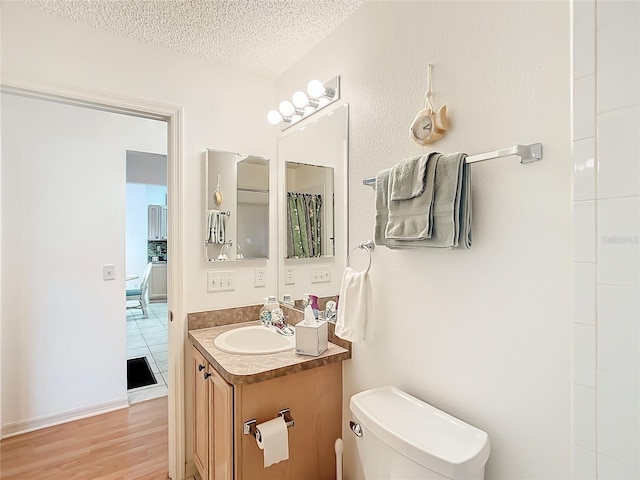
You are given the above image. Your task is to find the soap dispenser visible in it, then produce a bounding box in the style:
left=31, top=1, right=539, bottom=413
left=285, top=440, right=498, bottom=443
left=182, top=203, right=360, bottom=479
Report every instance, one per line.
left=282, top=294, right=295, bottom=307
left=260, top=295, right=278, bottom=327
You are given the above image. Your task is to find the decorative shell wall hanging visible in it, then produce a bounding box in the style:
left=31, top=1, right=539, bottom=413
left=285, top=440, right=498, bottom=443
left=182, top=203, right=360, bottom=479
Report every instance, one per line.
left=410, top=64, right=449, bottom=145
left=214, top=174, right=223, bottom=205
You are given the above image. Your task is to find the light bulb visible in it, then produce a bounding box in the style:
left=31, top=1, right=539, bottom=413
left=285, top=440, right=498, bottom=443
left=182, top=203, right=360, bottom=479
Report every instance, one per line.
left=292, top=91, right=309, bottom=109
left=307, top=79, right=326, bottom=99
left=279, top=100, right=295, bottom=116
left=267, top=110, right=282, bottom=125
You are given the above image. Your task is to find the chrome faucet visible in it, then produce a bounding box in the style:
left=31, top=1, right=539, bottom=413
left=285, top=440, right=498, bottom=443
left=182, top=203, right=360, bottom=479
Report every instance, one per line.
left=322, top=300, right=337, bottom=322
left=271, top=308, right=294, bottom=336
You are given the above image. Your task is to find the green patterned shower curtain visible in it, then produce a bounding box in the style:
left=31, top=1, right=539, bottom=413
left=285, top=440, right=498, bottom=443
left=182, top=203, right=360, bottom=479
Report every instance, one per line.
left=287, top=192, right=323, bottom=258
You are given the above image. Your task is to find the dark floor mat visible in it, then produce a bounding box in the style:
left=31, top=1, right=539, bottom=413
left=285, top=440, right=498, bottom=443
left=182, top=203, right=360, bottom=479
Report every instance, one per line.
left=127, top=357, right=157, bottom=390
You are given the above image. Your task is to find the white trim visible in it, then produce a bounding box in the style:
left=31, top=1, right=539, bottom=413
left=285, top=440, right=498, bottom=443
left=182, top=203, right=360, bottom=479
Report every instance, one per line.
left=1, top=80, right=169, bottom=120
left=0, top=80, right=186, bottom=480
left=166, top=92, right=186, bottom=480
left=1, top=398, right=129, bottom=439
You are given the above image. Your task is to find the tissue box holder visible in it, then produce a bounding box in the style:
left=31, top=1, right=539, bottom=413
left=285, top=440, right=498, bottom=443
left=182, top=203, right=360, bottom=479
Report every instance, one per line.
left=295, top=320, right=328, bottom=356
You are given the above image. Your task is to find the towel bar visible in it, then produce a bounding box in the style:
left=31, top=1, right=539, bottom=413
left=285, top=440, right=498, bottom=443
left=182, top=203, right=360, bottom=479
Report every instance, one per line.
left=362, top=143, right=543, bottom=187
left=243, top=408, right=295, bottom=442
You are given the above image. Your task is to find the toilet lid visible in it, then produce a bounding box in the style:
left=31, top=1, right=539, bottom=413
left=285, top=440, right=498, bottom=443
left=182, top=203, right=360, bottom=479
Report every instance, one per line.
left=350, top=386, right=490, bottom=479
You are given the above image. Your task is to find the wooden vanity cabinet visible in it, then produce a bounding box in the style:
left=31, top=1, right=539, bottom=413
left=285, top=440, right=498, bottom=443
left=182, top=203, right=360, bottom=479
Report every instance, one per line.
left=192, top=346, right=233, bottom=480
left=211, top=369, right=233, bottom=480
left=193, top=346, right=211, bottom=479
left=235, top=362, right=342, bottom=480
left=192, top=344, right=342, bottom=480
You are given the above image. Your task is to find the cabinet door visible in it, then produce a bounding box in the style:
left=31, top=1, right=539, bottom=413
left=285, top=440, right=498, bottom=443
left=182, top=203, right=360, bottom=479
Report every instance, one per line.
left=238, top=363, right=342, bottom=480
left=160, top=205, right=168, bottom=239
left=209, top=368, right=233, bottom=480
left=149, top=263, right=167, bottom=299
left=192, top=346, right=210, bottom=480
left=148, top=205, right=160, bottom=240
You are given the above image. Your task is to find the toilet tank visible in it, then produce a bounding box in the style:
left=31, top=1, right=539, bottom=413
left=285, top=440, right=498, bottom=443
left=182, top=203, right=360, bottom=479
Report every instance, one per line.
left=349, top=386, right=490, bottom=480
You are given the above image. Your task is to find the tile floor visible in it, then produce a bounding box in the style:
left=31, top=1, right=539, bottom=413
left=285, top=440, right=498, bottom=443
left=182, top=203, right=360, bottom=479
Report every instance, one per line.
left=126, top=301, right=169, bottom=404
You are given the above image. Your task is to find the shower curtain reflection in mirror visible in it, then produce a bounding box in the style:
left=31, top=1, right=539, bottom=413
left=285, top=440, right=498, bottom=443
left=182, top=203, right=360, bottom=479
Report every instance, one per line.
left=287, top=192, right=323, bottom=258
left=284, top=161, right=334, bottom=259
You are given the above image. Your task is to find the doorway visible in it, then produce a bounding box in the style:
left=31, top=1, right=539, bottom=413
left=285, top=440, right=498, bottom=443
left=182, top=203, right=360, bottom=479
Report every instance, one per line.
left=125, top=151, right=170, bottom=403
left=0, top=83, right=184, bottom=480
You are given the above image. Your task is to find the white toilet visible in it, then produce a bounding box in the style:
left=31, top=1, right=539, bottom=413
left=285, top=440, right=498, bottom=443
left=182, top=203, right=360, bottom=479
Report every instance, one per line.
left=349, top=386, right=491, bottom=480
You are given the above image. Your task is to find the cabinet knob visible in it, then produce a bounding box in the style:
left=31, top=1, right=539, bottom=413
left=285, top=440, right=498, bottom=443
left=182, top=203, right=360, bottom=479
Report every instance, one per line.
left=204, top=372, right=212, bottom=379
left=198, top=364, right=206, bottom=372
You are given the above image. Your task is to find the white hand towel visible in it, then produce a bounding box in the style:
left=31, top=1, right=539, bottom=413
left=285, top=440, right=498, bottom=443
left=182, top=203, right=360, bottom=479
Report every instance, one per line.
left=335, top=267, right=373, bottom=342
left=216, top=212, right=225, bottom=244
left=206, top=210, right=215, bottom=243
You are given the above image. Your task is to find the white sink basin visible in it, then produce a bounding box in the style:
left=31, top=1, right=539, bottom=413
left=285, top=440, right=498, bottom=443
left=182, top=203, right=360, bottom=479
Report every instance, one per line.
left=213, top=325, right=295, bottom=355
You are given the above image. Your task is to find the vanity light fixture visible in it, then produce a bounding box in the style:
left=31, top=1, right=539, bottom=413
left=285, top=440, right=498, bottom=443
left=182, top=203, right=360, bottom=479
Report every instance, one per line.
left=267, top=76, right=340, bottom=130
left=307, top=79, right=336, bottom=99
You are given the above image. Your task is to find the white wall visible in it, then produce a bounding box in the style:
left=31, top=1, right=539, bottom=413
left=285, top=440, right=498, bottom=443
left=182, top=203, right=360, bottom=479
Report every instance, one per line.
left=0, top=2, right=277, bottom=315
left=126, top=150, right=167, bottom=186
left=0, top=93, right=166, bottom=431
left=571, top=1, right=640, bottom=477
left=277, top=2, right=571, bottom=478
left=0, top=0, right=276, bottom=464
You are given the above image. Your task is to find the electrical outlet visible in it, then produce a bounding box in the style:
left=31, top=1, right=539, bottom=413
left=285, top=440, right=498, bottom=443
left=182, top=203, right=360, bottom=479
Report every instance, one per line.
left=284, top=268, right=295, bottom=285
left=254, top=268, right=266, bottom=288
left=311, top=265, right=331, bottom=283
left=207, top=270, right=235, bottom=292
left=103, top=264, right=115, bottom=281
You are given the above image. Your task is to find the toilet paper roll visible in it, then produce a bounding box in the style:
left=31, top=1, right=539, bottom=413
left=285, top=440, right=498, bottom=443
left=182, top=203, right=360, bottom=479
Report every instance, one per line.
left=256, top=416, right=289, bottom=468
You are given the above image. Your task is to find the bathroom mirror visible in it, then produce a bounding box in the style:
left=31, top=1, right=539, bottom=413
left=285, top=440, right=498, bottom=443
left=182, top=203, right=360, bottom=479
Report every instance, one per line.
left=277, top=104, right=348, bottom=304
left=205, top=149, right=269, bottom=262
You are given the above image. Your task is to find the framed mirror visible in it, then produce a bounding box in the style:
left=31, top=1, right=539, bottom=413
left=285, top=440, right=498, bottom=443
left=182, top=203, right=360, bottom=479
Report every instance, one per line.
left=277, top=104, right=348, bottom=304
left=205, top=149, right=269, bottom=262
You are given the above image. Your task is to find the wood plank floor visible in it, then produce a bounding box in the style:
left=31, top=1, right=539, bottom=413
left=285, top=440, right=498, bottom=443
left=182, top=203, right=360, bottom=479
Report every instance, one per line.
left=0, top=397, right=168, bottom=480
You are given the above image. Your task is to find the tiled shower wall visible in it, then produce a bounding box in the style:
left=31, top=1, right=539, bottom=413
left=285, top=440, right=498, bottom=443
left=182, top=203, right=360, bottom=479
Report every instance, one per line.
left=572, top=1, right=639, bottom=478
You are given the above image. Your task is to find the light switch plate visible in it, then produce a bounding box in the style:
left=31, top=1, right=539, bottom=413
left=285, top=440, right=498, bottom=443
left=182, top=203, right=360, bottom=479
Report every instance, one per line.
left=103, top=264, right=115, bottom=281
left=207, top=270, right=235, bottom=292
left=311, top=265, right=331, bottom=283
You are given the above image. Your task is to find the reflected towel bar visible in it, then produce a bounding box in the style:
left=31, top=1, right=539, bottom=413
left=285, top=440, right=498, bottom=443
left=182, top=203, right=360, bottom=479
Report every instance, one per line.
left=243, top=408, right=295, bottom=442
left=206, top=208, right=231, bottom=215
left=362, top=143, right=542, bottom=187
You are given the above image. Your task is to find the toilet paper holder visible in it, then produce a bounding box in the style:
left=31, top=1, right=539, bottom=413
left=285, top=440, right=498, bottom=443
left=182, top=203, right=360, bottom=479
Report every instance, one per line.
left=243, top=408, right=295, bottom=442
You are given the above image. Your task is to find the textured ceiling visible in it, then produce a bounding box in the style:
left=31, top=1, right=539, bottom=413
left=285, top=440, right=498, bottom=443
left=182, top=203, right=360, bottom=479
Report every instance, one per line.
left=22, top=0, right=365, bottom=78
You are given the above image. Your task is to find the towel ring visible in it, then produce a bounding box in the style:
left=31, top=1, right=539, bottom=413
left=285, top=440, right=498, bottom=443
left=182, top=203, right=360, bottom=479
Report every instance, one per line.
left=347, top=240, right=375, bottom=274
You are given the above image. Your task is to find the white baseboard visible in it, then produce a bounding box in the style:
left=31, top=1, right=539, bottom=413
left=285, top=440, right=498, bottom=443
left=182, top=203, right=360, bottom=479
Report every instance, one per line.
left=1, top=397, right=129, bottom=439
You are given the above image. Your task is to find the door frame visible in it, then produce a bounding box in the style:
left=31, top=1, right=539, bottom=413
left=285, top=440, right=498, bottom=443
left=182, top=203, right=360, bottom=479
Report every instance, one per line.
left=0, top=80, right=186, bottom=480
